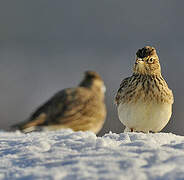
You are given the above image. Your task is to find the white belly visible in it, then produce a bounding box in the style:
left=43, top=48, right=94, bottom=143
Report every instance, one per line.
left=118, top=101, right=172, bottom=132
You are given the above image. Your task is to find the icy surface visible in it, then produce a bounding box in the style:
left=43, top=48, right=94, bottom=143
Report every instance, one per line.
left=0, top=130, right=184, bottom=180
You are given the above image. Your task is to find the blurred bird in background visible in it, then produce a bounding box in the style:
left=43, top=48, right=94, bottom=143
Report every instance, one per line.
left=11, top=71, right=106, bottom=135
left=115, top=46, right=174, bottom=133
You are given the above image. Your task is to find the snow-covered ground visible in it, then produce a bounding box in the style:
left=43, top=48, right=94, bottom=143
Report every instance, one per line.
left=0, top=130, right=184, bottom=180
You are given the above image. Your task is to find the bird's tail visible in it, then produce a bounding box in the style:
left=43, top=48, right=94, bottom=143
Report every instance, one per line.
left=10, top=122, right=44, bottom=133
left=9, top=113, right=47, bottom=133
left=9, top=120, right=29, bottom=132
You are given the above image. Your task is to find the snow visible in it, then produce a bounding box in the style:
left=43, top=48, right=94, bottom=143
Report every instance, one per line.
left=0, top=130, right=184, bottom=180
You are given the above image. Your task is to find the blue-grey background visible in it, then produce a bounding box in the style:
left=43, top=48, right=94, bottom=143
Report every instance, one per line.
left=0, top=1, right=183, bottom=135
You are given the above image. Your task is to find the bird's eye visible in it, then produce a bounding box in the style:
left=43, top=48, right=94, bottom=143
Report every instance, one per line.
left=147, top=58, right=154, bottom=64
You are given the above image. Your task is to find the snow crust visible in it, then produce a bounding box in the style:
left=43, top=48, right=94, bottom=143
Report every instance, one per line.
left=0, top=130, right=184, bottom=180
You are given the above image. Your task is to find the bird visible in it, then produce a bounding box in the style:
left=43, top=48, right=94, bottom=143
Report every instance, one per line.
left=115, top=46, right=174, bottom=133
left=11, top=71, right=106, bottom=134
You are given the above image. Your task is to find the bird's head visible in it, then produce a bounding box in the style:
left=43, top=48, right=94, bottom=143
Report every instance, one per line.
left=79, top=71, right=106, bottom=94
left=133, top=46, right=161, bottom=76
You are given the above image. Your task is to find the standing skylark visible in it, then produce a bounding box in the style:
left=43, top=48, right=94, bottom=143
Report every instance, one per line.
left=12, top=71, right=106, bottom=134
left=115, top=46, right=174, bottom=133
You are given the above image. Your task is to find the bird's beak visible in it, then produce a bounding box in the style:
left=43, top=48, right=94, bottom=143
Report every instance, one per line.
left=135, top=58, right=144, bottom=64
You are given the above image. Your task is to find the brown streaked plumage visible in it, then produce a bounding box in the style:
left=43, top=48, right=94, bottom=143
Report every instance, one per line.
left=12, top=71, right=106, bottom=134
left=115, top=46, right=174, bottom=133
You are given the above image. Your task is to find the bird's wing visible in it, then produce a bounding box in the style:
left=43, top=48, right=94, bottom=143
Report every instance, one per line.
left=46, top=87, right=94, bottom=124
left=13, top=87, right=95, bottom=130
left=115, top=77, right=131, bottom=105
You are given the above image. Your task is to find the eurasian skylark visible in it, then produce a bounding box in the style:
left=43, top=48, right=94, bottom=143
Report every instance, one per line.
left=115, top=46, right=174, bottom=133
left=12, top=71, right=106, bottom=134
